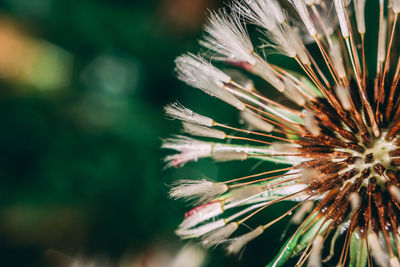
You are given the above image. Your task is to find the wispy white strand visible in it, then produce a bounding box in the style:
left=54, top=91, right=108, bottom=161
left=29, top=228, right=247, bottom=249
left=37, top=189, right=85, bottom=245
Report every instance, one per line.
left=179, top=202, right=224, bottom=230
left=334, top=86, right=352, bottom=111
left=201, top=222, right=239, bottom=248
left=162, top=136, right=213, bottom=168
left=334, top=0, right=350, bottom=38
left=226, top=226, right=264, bottom=254
left=290, top=0, right=317, bottom=36
left=212, top=151, right=248, bottom=162
left=367, top=232, right=389, bottom=267
left=283, top=78, right=306, bottom=106
left=291, top=201, right=314, bottom=224
left=165, top=102, right=214, bottom=127
left=176, top=219, right=226, bottom=238
left=240, top=110, right=274, bottom=132
left=175, top=54, right=246, bottom=111
left=233, top=0, right=296, bottom=58
left=349, top=192, right=361, bottom=211
left=329, top=39, right=347, bottom=79
left=308, top=235, right=323, bottom=267
left=169, top=179, right=228, bottom=204
left=201, top=10, right=256, bottom=64
left=303, top=110, right=321, bottom=136
left=390, top=257, right=400, bottom=267
left=378, top=19, right=388, bottom=63
left=393, top=0, right=400, bottom=13
left=182, top=122, right=227, bottom=139
left=354, top=0, right=366, bottom=34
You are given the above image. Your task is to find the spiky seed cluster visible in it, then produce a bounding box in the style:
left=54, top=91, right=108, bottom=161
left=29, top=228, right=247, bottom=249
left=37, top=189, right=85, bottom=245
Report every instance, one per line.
left=163, top=0, right=400, bottom=266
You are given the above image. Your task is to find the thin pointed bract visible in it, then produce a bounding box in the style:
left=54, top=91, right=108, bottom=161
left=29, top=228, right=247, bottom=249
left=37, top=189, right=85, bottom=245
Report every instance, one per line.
left=164, top=0, right=400, bottom=266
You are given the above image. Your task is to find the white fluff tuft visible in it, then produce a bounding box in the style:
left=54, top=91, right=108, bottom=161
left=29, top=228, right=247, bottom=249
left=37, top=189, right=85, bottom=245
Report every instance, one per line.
left=179, top=202, right=224, bottom=230
left=170, top=179, right=228, bottom=204
left=354, top=0, right=366, bottom=34
left=291, top=201, right=314, bottom=224
left=228, top=185, right=264, bottom=204
left=201, top=10, right=255, bottom=64
left=330, top=39, right=347, bottom=79
left=303, top=110, right=321, bottom=136
left=240, top=110, right=274, bottom=132
left=367, top=232, right=389, bottom=267
left=165, top=102, right=214, bottom=127
left=334, top=0, right=349, bottom=38
left=349, top=192, right=361, bottom=211
left=283, top=78, right=306, bottom=106
left=233, top=0, right=295, bottom=58
left=290, top=0, right=317, bottom=36
left=201, top=222, right=239, bottom=248
left=182, top=122, right=226, bottom=139
left=335, top=86, right=352, bottom=111
left=300, top=167, right=321, bottom=184
left=378, top=19, right=388, bottom=63
left=389, top=185, right=400, bottom=203
left=175, top=53, right=230, bottom=85
left=271, top=143, right=299, bottom=153
left=176, top=219, right=226, bottom=238
left=308, top=235, right=324, bottom=267
left=226, top=226, right=264, bottom=254
left=162, top=136, right=213, bottom=168
left=393, top=0, right=400, bottom=13
left=390, top=257, right=400, bottom=267
left=212, top=151, right=248, bottom=162
left=251, top=55, right=286, bottom=92
left=175, top=54, right=246, bottom=111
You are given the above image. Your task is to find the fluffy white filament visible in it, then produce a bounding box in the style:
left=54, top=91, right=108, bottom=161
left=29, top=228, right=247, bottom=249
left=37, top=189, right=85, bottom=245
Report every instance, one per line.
left=176, top=219, right=226, bottom=238
left=179, top=202, right=224, bottom=230
left=240, top=110, right=274, bottom=132
left=182, top=122, right=226, bottom=139
left=349, top=192, right=361, bottom=211
left=162, top=136, right=213, bottom=167
left=234, top=0, right=296, bottom=58
left=290, top=0, right=317, bottom=36
left=283, top=78, right=306, bottom=106
left=175, top=54, right=246, bottom=111
left=334, top=0, right=350, bottom=38
left=303, top=110, right=321, bottom=136
left=378, top=19, right=388, bottom=63
left=228, top=185, right=264, bottom=203
left=335, top=86, right=352, bottom=111
left=212, top=151, right=248, bottom=162
left=170, top=179, right=228, bottom=204
left=393, top=0, right=400, bottom=13
left=390, top=257, right=400, bottom=267
left=389, top=185, right=400, bottom=202
left=165, top=102, right=214, bottom=127
left=291, top=201, right=314, bottom=224
left=271, top=143, right=298, bottom=153
left=367, top=232, right=389, bottom=267
left=308, top=235, right=323, bottom=267
left=329, top=39, right=347, bottom=79
left=226, top=226, right=264, bottom=254
left=175, top=54, right=230, bottom=85
left=354, top=0, right=366, bottom=34
left=202, top=10, right=256, bottom=64
left=300, top=167, right=321, bottom=184
left=201, top=222, right=239, bottom=248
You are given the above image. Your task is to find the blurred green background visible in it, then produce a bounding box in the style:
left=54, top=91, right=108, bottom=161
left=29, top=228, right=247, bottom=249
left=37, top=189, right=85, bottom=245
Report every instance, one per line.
left=0, top=0, right=284, bottom=266
left=0, top=0, right=381, bottom=266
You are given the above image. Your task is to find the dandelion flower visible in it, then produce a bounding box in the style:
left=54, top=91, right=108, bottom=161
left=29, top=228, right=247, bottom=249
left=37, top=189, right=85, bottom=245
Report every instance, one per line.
left=164, top=0, right=400, bottom=266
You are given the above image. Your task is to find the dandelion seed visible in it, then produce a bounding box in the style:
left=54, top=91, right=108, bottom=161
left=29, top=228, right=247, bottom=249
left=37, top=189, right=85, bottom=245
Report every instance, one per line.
left=164, top=0, right=400, bottom=266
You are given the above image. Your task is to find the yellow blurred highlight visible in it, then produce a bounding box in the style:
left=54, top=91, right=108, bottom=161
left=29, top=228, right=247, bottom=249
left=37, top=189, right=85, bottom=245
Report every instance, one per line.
left=0, top=16, right=72, bottom=90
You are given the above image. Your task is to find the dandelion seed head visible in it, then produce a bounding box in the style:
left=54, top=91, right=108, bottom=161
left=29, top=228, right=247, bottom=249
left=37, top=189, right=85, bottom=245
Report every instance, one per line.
left=164, top=0, right=400, bottom=266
